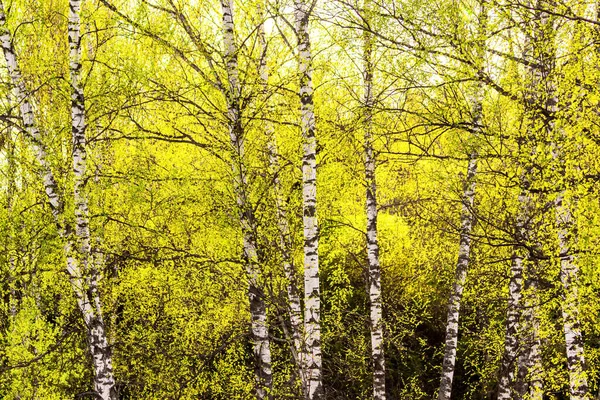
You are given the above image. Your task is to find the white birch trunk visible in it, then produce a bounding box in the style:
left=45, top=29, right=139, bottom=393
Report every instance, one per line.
left=437, top=4, right=485, bottom=399
left=68, top=2, right=117, bottom=398
left=552, top=128, right=589, bottom=400
left=498, top=179, right=530, bottom=400
left=528, top=275, right=544, bottom=398
left=0, top=1, right=62, bottom=221
left=220, top=1, right=273, bottom=398
left=499, top=9, right=543, bottom=397
left=535, top=3, right=589, bottom=396
left=437, top=152, right=477, bottom=400
left=294, top=1, right=323, bottom=398
left=513, top=279, right=542, bottom=399
left=257, top=6, right=304, bottom=385
left=528, top=325, right=544, bottom=400
left=0, top=2, right=117, bottom=398
left=499, top=157, right=546, bottom=399
left=496, top=19, right=539, bottom=399
left=362, top=22, right=386, bottom=400
left=6, top=123, right=17, bottom=319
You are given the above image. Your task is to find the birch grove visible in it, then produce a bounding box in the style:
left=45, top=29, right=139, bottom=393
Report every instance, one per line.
left=3, top=0, right=600, bottom=398
left=0, top=0, right=117, bottom=398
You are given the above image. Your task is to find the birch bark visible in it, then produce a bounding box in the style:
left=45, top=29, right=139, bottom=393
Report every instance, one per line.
left=551, top=87, right=589, bottom=400
left=437, top=3, right=486, bottom=399
left=437, top=152, right=478, bottom=400
left=498, top=11, right=542, bottom=397
left=513, top=278, right=541, bottom=398
left=528, top=309, right=544, bottom=400
left=362, top=18, right=386, bottom=400
left=294, top=1, right=323, bottom=398
left=220, top=1, right=273, bottom=398
left=257, top=6, right=304, bottom=386
left=498, top=115, right=534, bottom=398
left=550, top=65, right=589, bottom=400
left=6, top=120, right=17, bottom=319
left=68, top=2, right=117, bottom=398
left=536, top=4, right=588, bottom=397
left=0, top=2, right=62, bottom=220
left=497, top=247, right=526, bottom=400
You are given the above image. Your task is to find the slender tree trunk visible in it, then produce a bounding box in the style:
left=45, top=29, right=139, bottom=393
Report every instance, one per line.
left=220, top=1, right=273, bottom=398
left=6, top=121, right=17, bottom=319
left=535, top=3, right=589, bottom=397
left=68, top=2, right=117, bottom=398
left=0, top=3, right=63, bottom=221
left=514, top=279, right=542, bottom=398
left=553, top=142, right=588, bottom=400
left=362, top=18, right=386, bottom=400
left=516, top=299, right=531, bottom=398
left=498, top=188, right=531, bottom=400
left=294, top=1, right=323, bottom=398
left=0, top=2, right=117, bottom=399
left=257, top=6, right=304, bottom=387
left=497, top=34, right=525, bottom=400
left=498, top=7, right=548, bottom=397
left=437, top=4, right=486, bottom=399
left=528, top=332, right=544, bottom=400
left=499, top=172, right=546, bottom=399
left=438, top=153, right=477, bottom=400
left=523, top=281, right=543, bottom=400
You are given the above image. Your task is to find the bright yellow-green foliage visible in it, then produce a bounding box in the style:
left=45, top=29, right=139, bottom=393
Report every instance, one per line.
left=2, top=0, right=600, bottom=399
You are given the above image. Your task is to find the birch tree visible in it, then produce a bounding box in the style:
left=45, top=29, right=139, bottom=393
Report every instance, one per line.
left=497, top=189, right=530, bottom=400
left=497, top=34, right=540, bottom=400
left=437, top=3, right=486, bottom=399
left=496, top=8, right=547, bottom=397
left=539, top=6, right=590, bottom=398
left=96, top=1, right=275, bottom=396
left=67, top=1, right=117, bottom=398
left=257, top=3, right=304, bottom=387
left=294, top=0, right=322, bottom=398
left=361, top=7, right=386, bottom=399
left=221, top=1, right=273, bottom=397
